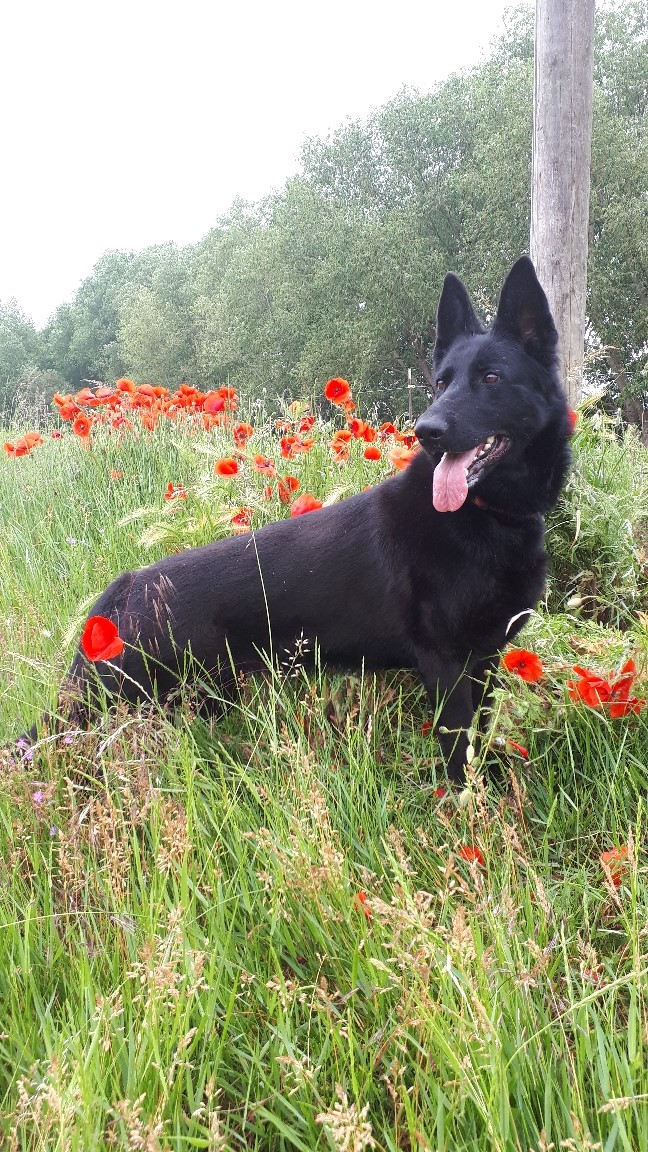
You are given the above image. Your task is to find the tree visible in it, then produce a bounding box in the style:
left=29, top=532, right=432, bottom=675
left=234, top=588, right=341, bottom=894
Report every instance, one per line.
left=0, top=300, right=42, bottom=410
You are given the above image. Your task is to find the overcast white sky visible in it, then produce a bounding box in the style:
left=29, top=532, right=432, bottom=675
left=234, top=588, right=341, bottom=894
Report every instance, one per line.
left=1, top=0, right=516, bottom=328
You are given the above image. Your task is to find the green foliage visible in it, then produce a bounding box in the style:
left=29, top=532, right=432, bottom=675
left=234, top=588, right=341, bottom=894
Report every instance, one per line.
left=0, top=300, right=42, bottom=412
left=546, top=415, right=648, bottom=622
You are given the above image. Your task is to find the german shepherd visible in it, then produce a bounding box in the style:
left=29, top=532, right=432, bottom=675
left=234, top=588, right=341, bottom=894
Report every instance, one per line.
left=34, top=256, right=571, bottom=782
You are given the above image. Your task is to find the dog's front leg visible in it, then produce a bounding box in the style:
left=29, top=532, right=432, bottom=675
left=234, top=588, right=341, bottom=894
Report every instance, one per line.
left=414, top=652, right=476, bottom=784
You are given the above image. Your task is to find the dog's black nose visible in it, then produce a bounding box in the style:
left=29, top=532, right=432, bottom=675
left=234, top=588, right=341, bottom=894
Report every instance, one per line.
left=415, top=417, right=447, bottom=449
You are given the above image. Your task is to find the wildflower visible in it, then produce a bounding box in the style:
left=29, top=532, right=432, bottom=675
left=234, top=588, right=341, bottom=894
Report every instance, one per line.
left=252, top=454, right=277, bottom=476
left=80, top=615, right=125, bottom=662
left=331, top=428, right=352, bottom=462
left=387, top=444, right=419, bottom=470
left=567, top=659, right=645, bottom=716
left=421, top=720, right=433, bottom=736
left=115, top=377, right=137, bottom=393
left=214, top=457, right=239, bottom=477
left=164, top=482, right=187, bottom=500
left=458, top=844, right=484, bottom=866
left=290, top=493, right=323, bottom=517
left=72, top=414, right=93, bottom=439
left=111, top=415, right=132, bottom=431
left=202, top=391, right=226, bottom=414
left=600, top=846, right=628, bottom=888
left=32, top=790, right=45, bottom=805
left=324, top=377, right=352, bottom=405
left=347, top=418, right=371, bottom=440
left=434, top=786, right=447, bottom=799
left=507, top=738, right=529, bottom=759
left=502, top=648, right=544, bottom=682
left=110, top=470, right=124, bottom=480
left=216, top=385, right=238, bottom=404
left=231, top=507, right=254, bottom=534
left=297, top=414, right=316, bottom=433
left=363, top=445, right=382, bottom=461
left=567, top=408, right=578, bottom=434
left=277, top=475, right=300, bottom=504
left=355, top=891, right=371, bottom=920
left=379, top=422, right=397, bottom=438
left=51, top=429, right=64, bottom=439
left=280, top=434, right=314, bottom=458
left=233, top=422, right=254, bottom=447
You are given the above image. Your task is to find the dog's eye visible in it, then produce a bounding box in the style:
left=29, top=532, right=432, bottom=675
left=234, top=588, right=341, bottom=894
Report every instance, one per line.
left=435, top=378, right=446, bottom=392
left=484, top=372, right=500, bottom=384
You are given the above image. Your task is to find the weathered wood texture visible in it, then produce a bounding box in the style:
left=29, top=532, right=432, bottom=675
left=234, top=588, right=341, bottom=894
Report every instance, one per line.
left=530, top=0, right=595, bottom=405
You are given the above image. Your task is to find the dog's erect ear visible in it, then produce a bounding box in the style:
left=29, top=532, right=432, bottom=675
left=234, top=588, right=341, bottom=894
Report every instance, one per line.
left=493, top=256, right=558, bottom=369
left=434, top=273, right=484, bottom=365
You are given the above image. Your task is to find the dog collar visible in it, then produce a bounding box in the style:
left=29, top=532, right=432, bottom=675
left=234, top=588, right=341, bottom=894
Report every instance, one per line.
left=470, top=494, right=541, bottom=521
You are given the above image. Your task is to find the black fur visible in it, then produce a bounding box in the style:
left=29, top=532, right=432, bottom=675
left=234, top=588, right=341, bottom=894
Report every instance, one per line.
left=36, top=257, right=571, bottom=782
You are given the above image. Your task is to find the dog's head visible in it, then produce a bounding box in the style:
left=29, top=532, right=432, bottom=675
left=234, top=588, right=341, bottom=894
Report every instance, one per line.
left=415, top=256, right=570, bottom=513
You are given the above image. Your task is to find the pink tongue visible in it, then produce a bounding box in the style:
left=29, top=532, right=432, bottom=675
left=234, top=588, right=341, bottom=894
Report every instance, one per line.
left=433, top=447, right=480, bottom=512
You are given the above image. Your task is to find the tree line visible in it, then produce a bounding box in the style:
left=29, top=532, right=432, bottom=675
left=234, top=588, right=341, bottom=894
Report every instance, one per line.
left=1, top=1, right=646, bottom=423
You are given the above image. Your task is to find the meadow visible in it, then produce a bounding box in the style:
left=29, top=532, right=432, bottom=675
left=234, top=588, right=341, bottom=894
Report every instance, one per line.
left=1, top=378, right=647, bottom=1151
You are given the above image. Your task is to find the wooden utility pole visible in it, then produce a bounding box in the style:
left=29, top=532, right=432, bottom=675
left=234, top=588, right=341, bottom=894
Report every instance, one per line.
left=530, top=0, right=595, bottom=405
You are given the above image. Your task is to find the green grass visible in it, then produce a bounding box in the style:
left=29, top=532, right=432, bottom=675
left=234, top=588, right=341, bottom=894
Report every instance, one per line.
left=1, top=399, right=648, bottom=1150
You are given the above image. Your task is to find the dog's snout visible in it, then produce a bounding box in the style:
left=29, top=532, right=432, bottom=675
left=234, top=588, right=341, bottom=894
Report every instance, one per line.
left=415, top=416, right=448, bottom=449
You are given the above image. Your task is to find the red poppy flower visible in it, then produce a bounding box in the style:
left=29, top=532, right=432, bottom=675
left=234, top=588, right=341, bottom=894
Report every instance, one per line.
left=458, top=845, right=485, bottom=866
left=567, top=665, right=610, bottom=706
left=567, top=408, right=578, bottom=435
left=324, top=377, right=352, bottom=405
left=72, top=414, right=93, bottom=439
left=112, top=415, right=132, bottom=431
left=363, top=445, right=382, bottom=461
left=252, top=454, right=277, bottom=476
left=51, top=429, right=64, bottom=439
left=115, top=377, right=137, bottom=393
left=387, top=445, right=419, bottom=471
left=379, top=422, right=397, bottom=438
left=277, top=475, right=300, bottom=504
left=233, top=422, right=254, bottom=447
left=58, top=401, right=82, bottom=421
left=74, top=386, right=96, bottom=404
left=347, top=418, right=369, bottom=439
left=501, top=648, right=544, bottom=682
left=231, top=507, right=254, bottom=534
left=290, top=493, right=323, bottom=517
left=600, top=845, right=628, bottom=888
left=507, top=739, right=529, bottom=759
left=354, top=891, right=371, bottom=920
left=297, top=415, right=316, bottom=433
left=214, top=457, right=239, bottom=476
left=164, top=482, right=187, bottom=500
left=567, top=659, right=645, bottom=715
left=81, top=615, right=125, bottom=662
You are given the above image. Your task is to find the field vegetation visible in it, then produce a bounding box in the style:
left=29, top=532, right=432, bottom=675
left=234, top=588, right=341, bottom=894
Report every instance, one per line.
left=1, top=380, right=647, bottom=1150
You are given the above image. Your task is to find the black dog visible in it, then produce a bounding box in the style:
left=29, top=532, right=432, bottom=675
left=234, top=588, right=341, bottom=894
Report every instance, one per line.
left=40, top=256, right=571, bottom=782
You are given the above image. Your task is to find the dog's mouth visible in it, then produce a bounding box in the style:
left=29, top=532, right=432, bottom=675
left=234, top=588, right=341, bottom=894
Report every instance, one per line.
left=433, top=434, right=511, bottom=512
